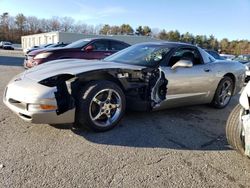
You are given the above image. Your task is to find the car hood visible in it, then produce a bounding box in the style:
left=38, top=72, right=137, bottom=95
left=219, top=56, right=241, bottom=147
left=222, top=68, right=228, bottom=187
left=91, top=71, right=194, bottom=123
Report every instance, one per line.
left=22, top=59, right=146, bottom=82
left=29, top=47, right=66, bottom=56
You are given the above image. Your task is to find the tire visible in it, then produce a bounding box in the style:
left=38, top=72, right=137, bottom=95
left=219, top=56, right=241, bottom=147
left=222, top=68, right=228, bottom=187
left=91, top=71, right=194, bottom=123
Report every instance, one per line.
left=226, top=104, right=245, bottom=155
left=211, top=76, right=234, bottom=109
left=75, top=80, right=126, bottom=132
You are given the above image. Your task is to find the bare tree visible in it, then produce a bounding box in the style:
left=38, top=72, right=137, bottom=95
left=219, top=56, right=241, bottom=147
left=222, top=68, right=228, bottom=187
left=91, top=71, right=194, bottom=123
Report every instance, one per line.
left=49, top=17, right=61, bottom=31
left=72, top=21, right=88, bottom=33
left=60, top=17, right=74, bottom=32
left=0, top=12, right=10, bottom=40
left=15, top=13, right=26, bottom=35
left=26, top=16, right=40, bottom=34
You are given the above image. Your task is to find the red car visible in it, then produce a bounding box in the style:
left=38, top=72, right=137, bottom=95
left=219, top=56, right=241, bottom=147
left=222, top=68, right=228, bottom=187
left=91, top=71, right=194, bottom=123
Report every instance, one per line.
left=24, top=38, right=130, bottom=68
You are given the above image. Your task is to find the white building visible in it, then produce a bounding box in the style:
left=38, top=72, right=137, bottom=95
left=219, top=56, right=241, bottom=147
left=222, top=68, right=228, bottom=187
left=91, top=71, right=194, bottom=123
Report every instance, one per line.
left=21, top=31, right=162, bottom=50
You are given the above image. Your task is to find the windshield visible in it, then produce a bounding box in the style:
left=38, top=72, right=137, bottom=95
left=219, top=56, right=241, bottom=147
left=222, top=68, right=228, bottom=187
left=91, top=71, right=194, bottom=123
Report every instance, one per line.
left=47, top=43, right=66, bottom=48
left=65, top=39, right=91, bottom=48
left=104, top=44, right=171, bottom=67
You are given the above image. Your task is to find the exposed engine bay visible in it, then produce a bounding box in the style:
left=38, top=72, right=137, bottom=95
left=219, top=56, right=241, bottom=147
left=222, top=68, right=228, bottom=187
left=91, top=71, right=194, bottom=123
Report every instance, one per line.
left=39, top=68, right=168, bottom=114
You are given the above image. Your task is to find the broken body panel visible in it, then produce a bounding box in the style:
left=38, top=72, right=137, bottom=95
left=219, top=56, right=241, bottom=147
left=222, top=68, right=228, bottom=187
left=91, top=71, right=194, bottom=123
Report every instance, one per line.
left=50, top=67, right=169, bottom=115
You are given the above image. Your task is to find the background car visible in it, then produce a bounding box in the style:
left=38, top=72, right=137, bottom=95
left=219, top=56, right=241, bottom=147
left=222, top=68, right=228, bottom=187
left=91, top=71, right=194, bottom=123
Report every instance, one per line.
left=234, top=54, right=250, bottom=66
left=0, top=41, right=6, bottom=48
left=23, top=38, right=130, bottom=68
left=226, top=82, right=250, bottom=158
left=0, top=41, right=14, bottom=50
left=220, top=54, right=235, bottom=60
left=4, top=42, right=245, bottom=132
left=205, top=49, right=225, bottom=60
left=24, top=43, right=68, bottom=68
left=234, top=54, right=250, bottom=82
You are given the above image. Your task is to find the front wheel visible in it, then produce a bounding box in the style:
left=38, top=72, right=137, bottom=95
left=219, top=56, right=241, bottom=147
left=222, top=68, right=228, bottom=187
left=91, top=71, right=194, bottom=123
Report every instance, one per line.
left=211, top=76, right=234, bottom=109
left=226, top=104, right=245, bottom=155
left=75, top=80, right=126, bottom=132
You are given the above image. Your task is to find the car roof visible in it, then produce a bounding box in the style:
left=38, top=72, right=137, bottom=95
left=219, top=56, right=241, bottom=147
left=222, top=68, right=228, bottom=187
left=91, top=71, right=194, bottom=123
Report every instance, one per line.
left=80, top=38, right=130, bottom=43
left=133, top=41, right=196, bottom=48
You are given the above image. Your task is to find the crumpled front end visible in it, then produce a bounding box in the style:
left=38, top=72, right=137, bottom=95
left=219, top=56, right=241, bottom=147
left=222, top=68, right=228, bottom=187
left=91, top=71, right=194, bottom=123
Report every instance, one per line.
left=3, top=75, right=75, bottom=124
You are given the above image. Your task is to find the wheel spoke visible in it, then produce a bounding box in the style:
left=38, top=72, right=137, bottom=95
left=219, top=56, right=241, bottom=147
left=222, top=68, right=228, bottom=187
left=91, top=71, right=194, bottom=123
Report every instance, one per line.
left=93, top=97, right=102, bottom=105
left=223, top=95, right=228, bottom=101
left=93, top=111, right=103, bottom=120
left=224, top=84, right=231, bottom=92
left=89, top=88, right=123, bottom=128
left=219, top=93, right=224, bottom=98
left=219, top=96, right=224, bottom=104
left=107, top=90, right=113, bottom=100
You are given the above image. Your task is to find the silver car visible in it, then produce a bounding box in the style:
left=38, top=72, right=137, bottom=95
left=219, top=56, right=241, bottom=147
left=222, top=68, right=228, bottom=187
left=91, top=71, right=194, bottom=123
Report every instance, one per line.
left=3, top=42, right=246, bottom=131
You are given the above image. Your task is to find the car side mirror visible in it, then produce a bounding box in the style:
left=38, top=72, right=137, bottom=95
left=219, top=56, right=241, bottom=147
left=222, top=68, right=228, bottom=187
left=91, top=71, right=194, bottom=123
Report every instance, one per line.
left=171, top=59, right=193, bottom=70
left=84, top=45, right=94, bottom=52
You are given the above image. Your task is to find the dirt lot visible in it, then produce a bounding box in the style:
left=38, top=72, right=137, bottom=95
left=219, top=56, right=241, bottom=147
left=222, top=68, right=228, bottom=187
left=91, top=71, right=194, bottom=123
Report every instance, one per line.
left=0, top=52, right=250, bottom=188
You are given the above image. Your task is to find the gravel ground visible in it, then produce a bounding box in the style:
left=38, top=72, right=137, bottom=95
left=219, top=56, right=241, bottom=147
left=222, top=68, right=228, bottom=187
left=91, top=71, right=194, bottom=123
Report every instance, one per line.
left=0, top=54, right=250, bottom=188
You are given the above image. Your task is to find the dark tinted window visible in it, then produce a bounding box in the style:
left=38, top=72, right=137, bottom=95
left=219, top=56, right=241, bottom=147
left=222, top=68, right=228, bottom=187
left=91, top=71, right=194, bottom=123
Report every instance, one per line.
left=92, top=40, right=109, bottom=51
left=110, top=41, right=129, bottom=51
left=205, top=50, right=224, bottom=60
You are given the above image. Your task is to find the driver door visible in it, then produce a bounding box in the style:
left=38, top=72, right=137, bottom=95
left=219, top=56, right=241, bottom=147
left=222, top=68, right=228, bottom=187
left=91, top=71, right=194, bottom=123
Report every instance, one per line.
left=157, top=47, right=215, bottom=109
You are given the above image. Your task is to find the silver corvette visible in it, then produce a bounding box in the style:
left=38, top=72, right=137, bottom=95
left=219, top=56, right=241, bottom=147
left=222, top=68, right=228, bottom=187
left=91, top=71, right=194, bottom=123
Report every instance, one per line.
left=3, top=42, right=246, bottom=131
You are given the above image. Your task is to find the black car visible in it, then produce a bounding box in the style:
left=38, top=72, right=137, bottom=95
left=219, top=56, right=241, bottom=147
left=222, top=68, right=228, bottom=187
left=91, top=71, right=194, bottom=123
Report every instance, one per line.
left=205, top=50, right=225, bottom=60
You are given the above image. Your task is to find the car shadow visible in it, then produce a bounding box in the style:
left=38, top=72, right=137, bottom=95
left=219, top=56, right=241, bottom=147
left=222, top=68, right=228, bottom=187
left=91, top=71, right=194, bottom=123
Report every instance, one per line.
left=0, top=55, right=24, bottom=66
left=52, top=99, right=239, bottom=151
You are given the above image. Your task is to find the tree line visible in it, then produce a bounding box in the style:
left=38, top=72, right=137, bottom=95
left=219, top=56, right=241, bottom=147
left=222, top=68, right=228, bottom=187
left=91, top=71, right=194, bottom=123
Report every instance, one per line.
left=1, top=12, right=250, bottom=55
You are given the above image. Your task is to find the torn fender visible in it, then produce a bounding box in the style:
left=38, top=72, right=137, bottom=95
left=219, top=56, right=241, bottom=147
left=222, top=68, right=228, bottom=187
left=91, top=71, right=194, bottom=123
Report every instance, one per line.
left=147, top=67, right=168, bottom=108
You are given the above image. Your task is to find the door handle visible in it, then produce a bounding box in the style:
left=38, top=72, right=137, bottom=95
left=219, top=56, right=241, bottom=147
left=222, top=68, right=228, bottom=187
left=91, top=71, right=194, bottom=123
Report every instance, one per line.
left=204, top=68, right=210, bottom=72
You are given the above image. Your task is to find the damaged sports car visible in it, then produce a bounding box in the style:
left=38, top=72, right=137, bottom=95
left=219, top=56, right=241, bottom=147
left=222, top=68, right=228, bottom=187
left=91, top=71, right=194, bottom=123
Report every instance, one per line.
left=3, top=42, right=246, bottom=131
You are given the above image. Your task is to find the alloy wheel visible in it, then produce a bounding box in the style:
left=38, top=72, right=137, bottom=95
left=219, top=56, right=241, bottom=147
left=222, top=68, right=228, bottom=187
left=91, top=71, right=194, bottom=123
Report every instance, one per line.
left=89, top=89, right=122, bottom=127
left=218, top=80, right=232, bottom=106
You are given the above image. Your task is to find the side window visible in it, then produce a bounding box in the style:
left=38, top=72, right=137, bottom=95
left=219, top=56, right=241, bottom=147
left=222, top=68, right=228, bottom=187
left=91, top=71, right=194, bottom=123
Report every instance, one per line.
left=168, top=48, right=203, bottom=67
left=91, top=40, right=109, bottom=51
left=110, top=41, right=129, bottom=51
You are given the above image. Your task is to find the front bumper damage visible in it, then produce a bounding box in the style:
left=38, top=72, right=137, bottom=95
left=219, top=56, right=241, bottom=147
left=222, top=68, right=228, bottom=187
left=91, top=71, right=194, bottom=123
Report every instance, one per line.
left=4, top=64, right=168, bottom=125
left=3, top=76, right=75, bottom=124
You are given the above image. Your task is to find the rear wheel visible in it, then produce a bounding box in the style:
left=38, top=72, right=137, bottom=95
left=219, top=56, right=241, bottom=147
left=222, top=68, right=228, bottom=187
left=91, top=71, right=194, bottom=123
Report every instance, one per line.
left=75, top=80, right=126, bottom=132
left=226, top=104, right=245, bottom=155
left=211, top=76, right=234, bottom=108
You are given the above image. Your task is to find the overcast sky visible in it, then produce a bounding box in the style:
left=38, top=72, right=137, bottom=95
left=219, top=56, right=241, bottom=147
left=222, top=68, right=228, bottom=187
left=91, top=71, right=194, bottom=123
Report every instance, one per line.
left=1, top=0, right=250, bottom=40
